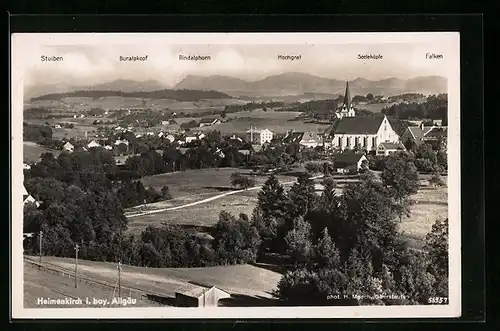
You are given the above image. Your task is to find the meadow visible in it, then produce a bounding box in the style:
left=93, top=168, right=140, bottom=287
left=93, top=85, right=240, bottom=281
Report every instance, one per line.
left=26, top=256, right=282, bottom=301
left=399, top=179, right=448, bottom=249
left=23, top=141, right=60, bottom=163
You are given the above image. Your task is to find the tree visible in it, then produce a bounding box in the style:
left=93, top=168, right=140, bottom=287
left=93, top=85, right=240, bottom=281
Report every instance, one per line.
left=287, top=173, right=317, bottom=220
left=304, top=162, right=320, bottom=174
left=161, top=185, right=172, bottom=200
left=256, top=175, right=289, bottom=221
left=315, top=228, right=341, bottom=269
left=381, top=152, right=419, bottom=202
left=428, top=173, right=445, bottom=187
left=425, top=218, right=448, bottom=297
left=366, top=93, right=374, bottom=101
left=284, top=217, right=314, bottom=267
left=230, top=172, right=256, bottom=189
left=213, top=211, right=262, bottom=264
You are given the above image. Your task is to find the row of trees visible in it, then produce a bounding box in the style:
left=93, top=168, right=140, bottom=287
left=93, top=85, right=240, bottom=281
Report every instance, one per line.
left=382, top=94, right=448, bottom=121
left=246, top=151, right=447, bottom=305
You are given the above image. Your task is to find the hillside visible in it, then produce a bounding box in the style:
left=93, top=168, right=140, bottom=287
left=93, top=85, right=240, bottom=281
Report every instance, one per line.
left=30, top=89, right=234, bottom=103
left=24, top=256, right=282, bottom=306
left=25, top=79, right=169, bottom=99
left=174, top=73, right=448, bottom=97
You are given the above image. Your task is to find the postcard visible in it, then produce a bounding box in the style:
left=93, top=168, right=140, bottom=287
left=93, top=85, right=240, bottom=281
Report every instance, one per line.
left=11, top=32, right=460, bottom=319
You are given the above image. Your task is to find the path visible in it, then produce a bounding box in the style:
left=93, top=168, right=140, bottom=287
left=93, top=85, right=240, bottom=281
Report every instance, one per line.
left=126, top=175, right=324, bottom=218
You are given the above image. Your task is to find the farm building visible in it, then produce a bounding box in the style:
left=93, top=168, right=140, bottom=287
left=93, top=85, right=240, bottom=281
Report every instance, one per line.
left=175, top=282, right=231, bottom=307
left=376, top=142, right=406, bottom=156
left=87, top=140, right=101, bottom=149
left=63, top=142, right=74, bottom=153
left=165, top=134, right=175, bottom=143
left=333, top=153, right=368, bottom=173
left=247, top=128, right=274, bottom=145
left=199, top=118, right=221, bottom=127
left=299, top=132, right=323, bottom=148
left=401, top=122, right=448, bottom=150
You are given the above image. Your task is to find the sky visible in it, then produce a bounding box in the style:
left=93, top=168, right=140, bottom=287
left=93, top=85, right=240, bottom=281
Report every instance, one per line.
left=16, top=35, right=457, bottom=87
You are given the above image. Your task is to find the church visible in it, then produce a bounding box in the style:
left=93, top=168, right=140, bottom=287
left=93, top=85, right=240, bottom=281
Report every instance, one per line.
left=324, top=80, right=403, bottom=153
left=335, top=80, right=356, bottom=119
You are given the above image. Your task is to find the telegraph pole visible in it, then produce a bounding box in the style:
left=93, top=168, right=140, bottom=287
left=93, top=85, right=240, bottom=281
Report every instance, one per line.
left=39, top=231, right=43, bottom=263
left=74, top=244, right=79, bottom=288
left=117, top=262, right=122, bottom=299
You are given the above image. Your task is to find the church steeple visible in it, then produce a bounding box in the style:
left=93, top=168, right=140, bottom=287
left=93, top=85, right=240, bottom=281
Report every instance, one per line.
left=342, top=80, right=351, bottom=110
left=335, top=80, right=356, bottom=119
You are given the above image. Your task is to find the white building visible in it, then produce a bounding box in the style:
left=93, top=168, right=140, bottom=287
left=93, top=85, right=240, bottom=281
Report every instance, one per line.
left=23, top=163, right=31, bottom=170
left=247, top=128, right=274, bottom=145
left=87, top=140, right=101, bottom=148
left=63, top=142, right=74, bottom=153
left=165, top=134, right=175, bottom=143
left=324, top=115, right=400, bottom=152
left=114, top=139, right=129, bottom=146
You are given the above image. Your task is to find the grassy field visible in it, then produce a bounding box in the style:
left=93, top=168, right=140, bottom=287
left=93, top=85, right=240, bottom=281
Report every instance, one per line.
left=139, top=168, right=295, bottom=198
left=399, top=182, right=448, bottom=249
left=24, top=262, right=159, bottom=308
left=26, top=256, right=281, bottom=301
left=356, top=102, right=397, bottom=113
left=23, top=141, right=60, bottom=163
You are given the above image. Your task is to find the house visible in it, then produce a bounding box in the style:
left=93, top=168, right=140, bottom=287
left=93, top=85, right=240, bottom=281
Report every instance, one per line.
left=238, top=149, right=251, bottom=156
left=377, top=142, right=406, bottom=156
left=23, top=163, right=31, bottom=170
left=158, top=132, right=164, bottom=138
left=185, top=135, right=198, bottom=143
left=282, top=131, right=304, bottom=144
left=335, top=80, right=356, bottom=119
left=230, top=135, right=243, bottom=142
left=104, top=145, right=113, bottom=150
left=23, top=194, right=40, bottom=208
left=198, top=133, right=206, bottom=140
left=199, top=118, right=221, bottom=127
left=135, top=134, right=143, bottom=138
left=87, top=140, right=101, bottom=149
left=54, top=124, right=62, bottom=129
left=333, top=153, right=368, bottom=173
left=247, top=128, right=273, bottom=145
left=115, top=126, right=123, bottom=131
left=401, top=122, right=448, bottom=150
left=325, top=115, right=400, bottom=152
left=114, top=139, right=129, bottom=146
left=161, top=120, right=170, bottom=126
left=63, top=142, right=74, bottom=153
left=175, top=281, right=231, bottom=307
left=165, top=134, right=175, bottom=143
left=299, top=132, right=322, bottom=148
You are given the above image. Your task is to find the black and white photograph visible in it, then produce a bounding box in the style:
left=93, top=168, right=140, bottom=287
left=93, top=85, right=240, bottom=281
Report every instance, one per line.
left=11, top=33, right=461, bottom=319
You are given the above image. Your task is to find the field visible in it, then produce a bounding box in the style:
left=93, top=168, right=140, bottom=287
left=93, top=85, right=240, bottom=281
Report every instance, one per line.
left=23, top=141, right=60, bottom=163
left=356, top=102, right=397, bottom=113
left=199, top=109, right=330, bottom=135
left=25, top=256, right=282, bottom=305
left=24, top=261, right=159, bottom=308
left=399, top=180, right=448, bottom=249
left=139, top=167, right=295, bottom=199
left=127, top=168, right=297, bottom=233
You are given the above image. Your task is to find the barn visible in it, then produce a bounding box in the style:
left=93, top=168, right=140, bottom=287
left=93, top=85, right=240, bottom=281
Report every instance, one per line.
left=175, top=281, right=231, bottom=307
left=333, top=152, right=368, bottom=173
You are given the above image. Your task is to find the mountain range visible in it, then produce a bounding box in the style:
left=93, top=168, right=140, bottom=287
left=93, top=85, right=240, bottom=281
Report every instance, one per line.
left=174, top=73, right=448, bottom=97
left=24, top=73, right=447, bottom=100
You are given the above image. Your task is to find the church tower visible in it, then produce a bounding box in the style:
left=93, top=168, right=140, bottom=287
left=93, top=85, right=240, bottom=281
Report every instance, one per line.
left=336, top=80, right=356, bottom=119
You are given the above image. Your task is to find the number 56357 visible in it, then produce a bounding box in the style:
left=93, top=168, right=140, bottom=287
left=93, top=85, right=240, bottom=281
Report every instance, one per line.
left=428, top=297, right=448, bottom=304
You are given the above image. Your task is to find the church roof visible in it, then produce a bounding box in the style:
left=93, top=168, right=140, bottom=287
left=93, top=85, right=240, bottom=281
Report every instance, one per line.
left=331, top=116, right=385, bottom=135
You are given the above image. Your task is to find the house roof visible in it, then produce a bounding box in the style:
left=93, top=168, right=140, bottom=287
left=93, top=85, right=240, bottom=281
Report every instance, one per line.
left=333, top=152, right=366, bottom=167
left=301, top=132, right=321, bottom=142
left=424, top=127, right=447, bottom=139
left=175, top=281, right=231, bottom=299
left=283, top=131, right=304, bottom=144
left=378, top=142, right=406, bottom=150
left=199, top=117, right=219, bottom=123
left=331, top=116, right=385, bottom=135
left=63, top=142, right=74, bottom=147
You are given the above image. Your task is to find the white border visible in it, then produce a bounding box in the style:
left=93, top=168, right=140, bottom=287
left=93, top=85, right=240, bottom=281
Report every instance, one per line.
left=11, top=32, right=461, bottom=319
